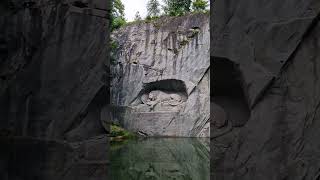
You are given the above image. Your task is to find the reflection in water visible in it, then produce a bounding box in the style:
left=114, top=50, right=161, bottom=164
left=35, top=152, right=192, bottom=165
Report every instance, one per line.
left=110, top=138, right=210, bottom=180
left=0, top=136, right=109, bottom=180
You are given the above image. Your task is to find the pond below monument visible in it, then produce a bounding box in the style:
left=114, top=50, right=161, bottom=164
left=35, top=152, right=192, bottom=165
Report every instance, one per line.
left=109, top=138, right=210, bottom=180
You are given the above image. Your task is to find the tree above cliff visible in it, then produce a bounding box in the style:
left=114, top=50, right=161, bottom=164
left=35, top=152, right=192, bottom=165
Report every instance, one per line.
left=134, top=11, right=142, bottom=21
left=147, top=0, right=161, bottom=17
left=192, top=0, right=209, bottom=12
left=162, top=0, right=192, bottom=16
left=111, top=0, right=126, bottom=30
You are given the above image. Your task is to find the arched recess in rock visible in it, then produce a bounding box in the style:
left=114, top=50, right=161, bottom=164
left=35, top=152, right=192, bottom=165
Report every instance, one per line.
left=131, top=79, right=188, bottom=106
left=211, top=57, right=250, bottom=128
left=142, top=79, right=188, bottom=96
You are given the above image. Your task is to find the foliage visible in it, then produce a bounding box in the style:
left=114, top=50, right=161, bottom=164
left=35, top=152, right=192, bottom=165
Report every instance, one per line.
left=183, top=0, right=192, bottom=12
left=110, top=40, right=118, bottom=65
left=110, top=39, right=118, bottom=50
left=147, top=0, right=161, bottom=17
left=162, top=0, right=192, bottom=16
left=111, top=0, right=126, bottom=30
left=112, top=16, right=126, bottom=30
left=134, top=11, right=142, bottom=21
left=192, top=0, right=209, bottom=12
left=145, top=15, right=160, bottom=22
left=110, top=124, right=136, bottom=139
left=112, top=0, right=125, bottom=17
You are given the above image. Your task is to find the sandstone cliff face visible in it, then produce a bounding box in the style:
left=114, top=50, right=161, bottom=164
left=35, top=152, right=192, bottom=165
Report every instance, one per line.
left=211, top=0, right=320, bottom=179
left=0, top=0, right=110, bottom=141
left=110, top=13, right=210, bottom=137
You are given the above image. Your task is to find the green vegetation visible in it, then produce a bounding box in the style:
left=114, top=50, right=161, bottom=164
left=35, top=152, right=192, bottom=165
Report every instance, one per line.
left=110, top=40, right=118, bottom=50
left=110, top=40, right=118, bottom=65
left=109, top=124, right=138, bottom=151
left=147, top=0, right=161, bottom=18
left=192, top=0, right=209, bottom=12
left=112, top=17, right=126, bottom=30
left=163, top=0, right=192, bottom=16
left=110, top=0, right=209, bottom=30
left=110, top=124, right=136, bottom=142
left=111, top=0, right=126, bottom=30
left=145, top=15, right=161, bottom=22
left=134, top=11, right=142, bottom=21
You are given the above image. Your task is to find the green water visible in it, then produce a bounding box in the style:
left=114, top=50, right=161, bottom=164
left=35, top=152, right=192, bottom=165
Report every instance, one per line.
left=109, top=138, right=210, bottom=180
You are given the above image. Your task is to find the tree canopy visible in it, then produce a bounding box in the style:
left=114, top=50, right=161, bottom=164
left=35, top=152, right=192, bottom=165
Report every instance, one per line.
left=192, top=0, right=209, bottom=12
left=111, top=0, right=126, bottom=30
left=162, top=0, right=192, bottom=16
left=134, top=11, right=142, bottom=21
left=147, top=0, right=161, bottom=17
left=110, top=0, right=210, bottom=30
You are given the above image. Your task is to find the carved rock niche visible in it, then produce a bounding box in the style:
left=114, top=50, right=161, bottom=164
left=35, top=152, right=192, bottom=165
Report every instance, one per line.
left=130, top=79, right=188, bottom=112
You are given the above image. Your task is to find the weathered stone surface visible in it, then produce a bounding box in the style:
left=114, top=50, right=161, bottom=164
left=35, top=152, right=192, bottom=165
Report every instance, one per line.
left=0, top=1, right=111, bottom=178
left=110, top=13, right=210, bottom=137
left=211, top=0, right=320, bottom=179
left=0, top=0, right=110, bottom=141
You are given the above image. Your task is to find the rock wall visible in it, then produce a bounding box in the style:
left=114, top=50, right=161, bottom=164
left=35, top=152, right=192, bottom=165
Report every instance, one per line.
left=0, top=0, right=111, bottom=179
left=0, top=0, right=110, bottom=141
left=110, top=13, right=210, bottom=137
left=211, top=0, right=320, bottom=179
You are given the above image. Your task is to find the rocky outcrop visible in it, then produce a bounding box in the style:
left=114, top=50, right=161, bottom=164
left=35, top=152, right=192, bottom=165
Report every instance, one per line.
left=110, top=13, right=210, bottom=137
left=211, top=0, right=320, bottom=179
left=0, top=0, right=110, bottom=141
